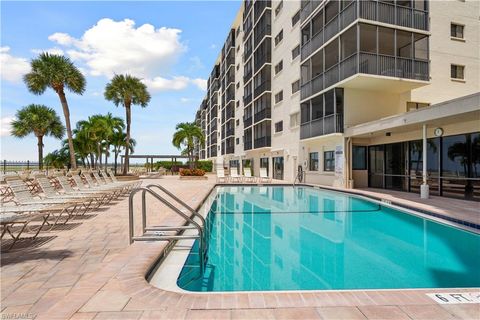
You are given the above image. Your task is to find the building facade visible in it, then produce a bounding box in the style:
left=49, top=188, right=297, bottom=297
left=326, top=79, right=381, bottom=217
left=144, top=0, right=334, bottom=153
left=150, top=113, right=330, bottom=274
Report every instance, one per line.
left=195, top=0, right=480, bottom=201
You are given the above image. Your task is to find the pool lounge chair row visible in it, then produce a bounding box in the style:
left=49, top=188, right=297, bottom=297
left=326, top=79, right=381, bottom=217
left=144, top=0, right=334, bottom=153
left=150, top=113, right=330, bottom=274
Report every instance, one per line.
left=1, top=169, right=141, bottom=250
left=216, top=167, right=272, bottom=184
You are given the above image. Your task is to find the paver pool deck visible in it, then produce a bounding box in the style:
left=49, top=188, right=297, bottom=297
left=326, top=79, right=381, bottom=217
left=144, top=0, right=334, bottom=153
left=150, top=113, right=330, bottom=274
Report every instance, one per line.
left=1, top=175, right=478, bottom=320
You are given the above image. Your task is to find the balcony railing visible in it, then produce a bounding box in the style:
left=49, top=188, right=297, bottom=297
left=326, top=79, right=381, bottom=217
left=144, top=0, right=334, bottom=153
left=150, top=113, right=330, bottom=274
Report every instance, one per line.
left=300, top=114, right=344, bottom=140
left=244, top=140, right=252, bottom=151
left=300, top=0, right=321, bottom=23
left=254, top=23, right=271, bottom=48
left=254, top=136, right=271, bottom=149
left=254, top=0, right=271, bottom=23
left=243, top=93, right=252, bottom=106
left=254, top=81, right=271, bottom=97
left=225, top=128, right=234, bottom=138
left=243, top=116, right=252, bottom=128
left=225, top=145, right=235, bottom=154
left=300, top=52, right=429, bottom=100
left=254, top=107, right=271, bottom=123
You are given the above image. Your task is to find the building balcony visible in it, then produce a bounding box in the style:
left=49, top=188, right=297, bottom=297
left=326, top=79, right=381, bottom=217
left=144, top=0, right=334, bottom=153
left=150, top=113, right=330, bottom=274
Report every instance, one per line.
left=301, top=0, right=428, bottom=62
left=243, top=93, right=252, bottom=106
left=254, top=81, right=271, bottom=97
left=301, top=52, right=429, bottom=100
left=244, top=140, right=252, bottom=151
left=300, top=0, right=321, bottom=23
left=254, top=136, right=271, bottom=149
left=254, top=107, right=271, bottom=123
left=300, top=114, right=344, bottom=140
left=243, top=116, right=252, bottom=128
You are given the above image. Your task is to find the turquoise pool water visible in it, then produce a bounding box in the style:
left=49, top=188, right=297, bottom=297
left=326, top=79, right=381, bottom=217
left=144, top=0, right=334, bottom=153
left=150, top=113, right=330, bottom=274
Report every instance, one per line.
left=177, top=186, right=480, bottom=292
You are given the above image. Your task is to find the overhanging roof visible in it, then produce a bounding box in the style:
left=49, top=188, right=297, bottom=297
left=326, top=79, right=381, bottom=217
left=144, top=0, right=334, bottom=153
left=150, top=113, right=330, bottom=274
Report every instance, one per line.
left=344, top=92, right=480, bottom=138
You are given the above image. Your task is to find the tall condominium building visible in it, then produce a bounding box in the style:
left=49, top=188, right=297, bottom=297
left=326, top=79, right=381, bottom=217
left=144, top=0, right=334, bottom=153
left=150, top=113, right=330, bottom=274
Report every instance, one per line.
left=194, top=0, right=480, bottom=201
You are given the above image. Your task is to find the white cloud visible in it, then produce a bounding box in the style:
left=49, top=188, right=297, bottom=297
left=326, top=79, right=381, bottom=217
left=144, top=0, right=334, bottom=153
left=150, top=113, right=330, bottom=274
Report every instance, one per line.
left=180, top=97, right=192, bottom=103
left=142, top=76, right=207, bottom=92
left=0, top=47, right=30, bottom=83
left=190, top=78, right=207, bottom=91
left=49, top=18, right=186, bottom=78
left=31, top=47, right=65, bottom=55
left=142, top=76, right=190, bottom=92
left=0, top=117, right=13, bottom=137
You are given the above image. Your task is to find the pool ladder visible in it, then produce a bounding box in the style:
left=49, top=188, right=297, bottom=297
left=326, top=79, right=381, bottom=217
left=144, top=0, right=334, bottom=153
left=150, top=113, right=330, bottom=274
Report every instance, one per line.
left=128, top=184, right=208, bottom=272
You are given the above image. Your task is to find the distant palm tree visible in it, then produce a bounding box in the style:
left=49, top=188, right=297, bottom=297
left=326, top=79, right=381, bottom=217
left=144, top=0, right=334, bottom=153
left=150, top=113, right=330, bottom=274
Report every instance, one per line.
left=100, top=113, right=125, bottom=168
left=23, top=53, right=86, bottom=169
left=104, top=74, right=150, bottom=175
left=172, top=122, right=204, bottom=169
left=76, top=115, right=110, bottom=168
left=111, top=131, right=136, bottom=174
left=44, top=149, right=70, bottom=169
left=11, top=104, right=65, bottom=169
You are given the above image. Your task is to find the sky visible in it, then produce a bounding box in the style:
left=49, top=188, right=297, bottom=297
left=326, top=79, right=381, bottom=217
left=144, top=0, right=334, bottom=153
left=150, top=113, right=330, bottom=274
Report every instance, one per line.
left=0, top=0, right=240, bottom=161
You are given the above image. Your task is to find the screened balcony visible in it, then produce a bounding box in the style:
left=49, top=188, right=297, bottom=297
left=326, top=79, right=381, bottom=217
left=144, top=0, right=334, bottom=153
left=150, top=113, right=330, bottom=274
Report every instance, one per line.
left=301, top=0, right=428, bottom=61
left=301, top=22, right=429, bottom=100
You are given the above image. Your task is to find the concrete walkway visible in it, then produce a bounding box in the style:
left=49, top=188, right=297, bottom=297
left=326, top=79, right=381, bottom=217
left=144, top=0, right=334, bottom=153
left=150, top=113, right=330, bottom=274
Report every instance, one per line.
left=1, top=176, right=478, bottom=320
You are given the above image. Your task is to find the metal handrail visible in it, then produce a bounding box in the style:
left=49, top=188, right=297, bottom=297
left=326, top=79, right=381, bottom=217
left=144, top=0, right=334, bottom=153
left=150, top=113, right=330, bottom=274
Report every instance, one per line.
left=128, top=187, right=206, bottom=272
left=146, top=184, right=206, bottom=226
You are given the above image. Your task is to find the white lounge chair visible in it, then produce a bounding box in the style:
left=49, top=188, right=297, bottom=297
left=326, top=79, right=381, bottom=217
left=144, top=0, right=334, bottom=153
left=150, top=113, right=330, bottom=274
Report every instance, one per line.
left=230, top=168, right=242, bottom=183
left=259, top=168, right=272, bottom=183
left=243, top=168, right=256, bottom=183
left=216, top=168, right=227, bottom=183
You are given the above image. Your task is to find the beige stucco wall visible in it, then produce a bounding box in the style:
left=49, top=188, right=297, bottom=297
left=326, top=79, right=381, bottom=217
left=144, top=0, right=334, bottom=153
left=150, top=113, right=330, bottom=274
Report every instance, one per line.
left=344, top=88, right=408, bottom=128
left=409, top=0, right=480, bottom=104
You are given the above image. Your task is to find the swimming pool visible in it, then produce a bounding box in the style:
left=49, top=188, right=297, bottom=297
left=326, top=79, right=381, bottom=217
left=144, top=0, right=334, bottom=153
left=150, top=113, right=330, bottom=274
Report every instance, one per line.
left=176, top=186, right=480, bottom=292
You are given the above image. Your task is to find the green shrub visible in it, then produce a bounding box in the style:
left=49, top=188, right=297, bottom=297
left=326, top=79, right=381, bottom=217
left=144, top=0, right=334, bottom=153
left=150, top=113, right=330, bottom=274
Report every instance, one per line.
left=154, top=161, right=183, bottom=170
left=196, top=160, right=213, bottom=172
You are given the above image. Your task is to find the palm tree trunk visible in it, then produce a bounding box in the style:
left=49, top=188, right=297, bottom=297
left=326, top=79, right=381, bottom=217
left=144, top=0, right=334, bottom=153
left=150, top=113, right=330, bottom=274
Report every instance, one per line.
left=114, top=150, right=119, bottom=175
left=123, top=104, right=132, bottom=175
left=57, top=89, right=77, bottom=169
left=37, top=135, right=44, bottom=170
left=105, top=145, right=109, bottom=169
left=90, top=153, right=95, bottom=169
left=97, top=144, right=102, bottom=169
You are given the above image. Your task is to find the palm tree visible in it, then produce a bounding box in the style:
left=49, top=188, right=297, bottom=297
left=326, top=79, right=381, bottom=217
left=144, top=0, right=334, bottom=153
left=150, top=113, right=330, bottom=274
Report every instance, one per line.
left=172, top=122, right=205, bottom=169
left=44, top=149, right=70, bottom=169
left=11, top=104, right=65, bottom=169
left=76, top=115, right=110, bottom=168
left=100, top=113, right=125, bottom=167
left=23, top=53, right=86, bottom=169
left=111, top=131, right=136, bottom=174
left=104, top=74, right=150, bottom=175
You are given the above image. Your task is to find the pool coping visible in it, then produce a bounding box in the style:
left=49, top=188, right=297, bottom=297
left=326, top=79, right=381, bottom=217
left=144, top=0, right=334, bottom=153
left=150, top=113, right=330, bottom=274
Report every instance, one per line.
left=147, top=183, right=480, bottom=295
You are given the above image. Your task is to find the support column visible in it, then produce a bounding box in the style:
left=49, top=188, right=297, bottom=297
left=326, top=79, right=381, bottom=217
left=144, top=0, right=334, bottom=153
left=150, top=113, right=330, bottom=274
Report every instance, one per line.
left=420, top=124, right=429, bottom=199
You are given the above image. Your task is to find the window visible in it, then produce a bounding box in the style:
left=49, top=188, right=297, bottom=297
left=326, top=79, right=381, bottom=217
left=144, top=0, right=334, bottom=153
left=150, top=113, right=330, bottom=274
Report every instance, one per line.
left=274, top=90, right=283, bottom=104
left=352, top=146, right=367, bottom=170
left=236, top=64, right=240, bottom=70
left=309, top=152, right=319, bottom=171
left=236, top=119, right=240, bottom=125
left=274, top=60, right=283, bottom=74
left=274, top=121, right=283, bottom=133
left=275, top=30, right=283, bottom=46
left=289, top=112, right=300, bottom=128
left=451, top=23, right=464, bottom=39
left=292, top=10, right=300, bottom=27
left=291, top=45, right=300, bottom=60
left=236, top=82, right=240, bottom=89
left=324, top=151, right=335, bottom=171
left=451, top=64, right=465, bottom=80
left=236, top=100, right=240, bottom=108
left=275, top=0, right=283, bottom=16
left=407, top=101, right=430, bottom=111
left=291, top=79, right=300, bottom=94
left=236, top=138, right=240, bottom=145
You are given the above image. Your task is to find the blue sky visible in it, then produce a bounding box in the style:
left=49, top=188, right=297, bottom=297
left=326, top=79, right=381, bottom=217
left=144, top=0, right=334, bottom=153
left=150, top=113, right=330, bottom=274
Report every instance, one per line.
left=0, top=1, right=240, bottom=161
